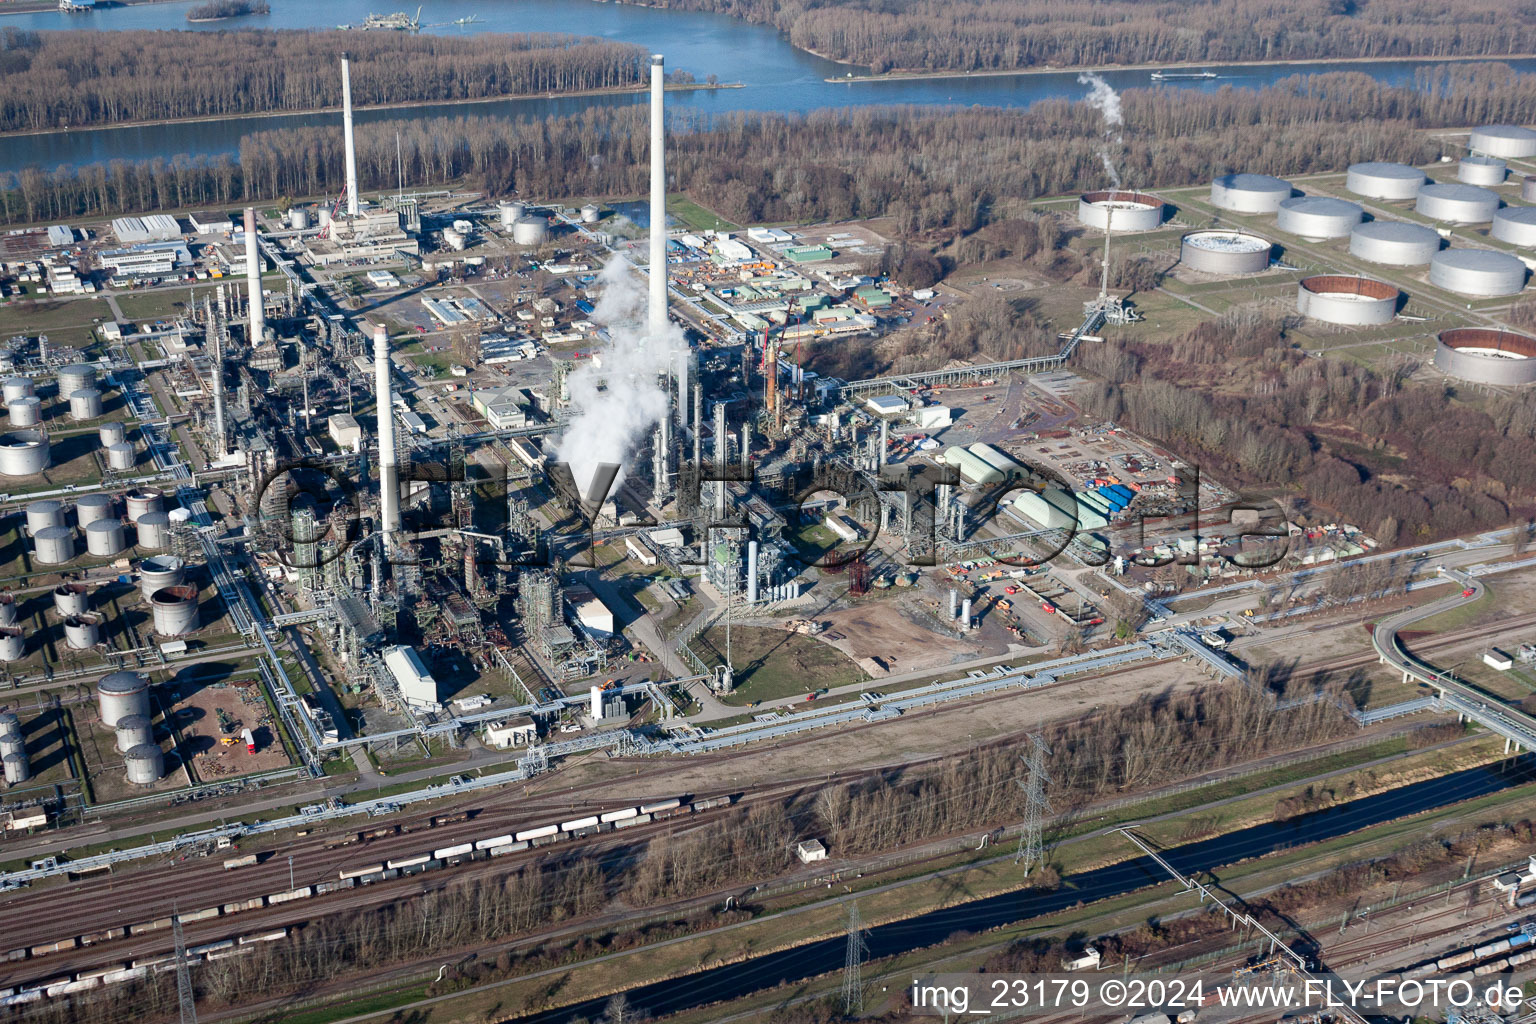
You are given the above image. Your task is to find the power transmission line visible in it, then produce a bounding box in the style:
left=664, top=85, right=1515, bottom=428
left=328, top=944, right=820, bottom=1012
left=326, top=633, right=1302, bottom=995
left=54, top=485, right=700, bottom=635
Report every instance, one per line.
left=843, top=899, right=869, bottom=1016
left=1015, top=733, right=1051, bottom=872
left=172, top=905, right=198, bottom=1024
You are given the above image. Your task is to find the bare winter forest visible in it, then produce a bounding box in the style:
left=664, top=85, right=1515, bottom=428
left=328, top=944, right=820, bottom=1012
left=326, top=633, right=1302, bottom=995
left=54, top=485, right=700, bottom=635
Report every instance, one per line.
left=654, top=0, right=1536, bottom=72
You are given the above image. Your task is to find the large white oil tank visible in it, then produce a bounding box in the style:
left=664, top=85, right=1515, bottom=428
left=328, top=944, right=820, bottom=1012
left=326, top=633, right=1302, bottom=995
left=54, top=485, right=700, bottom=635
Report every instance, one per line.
left=1459, top=155, right=1508, bottom=186
left=124, top=743, right=164, bottom=785
left=56, top=364, right=95, bottom=395
left=1179, top=230, right=1273, bottom=275
left=1, top=377, right=33, bottom=404
left=1275, top=196, right=1363, bottom=239
left=1296, top=275, right=1401, bottom=326
left=1076, top=190, right=1167, bottom=232
left=499, top=201, right=525, bottom=228
left=6, top=397, right=41, bottom=427
left=25, top=499, right=65, bottom=536
left=75, top=492, right=115, bottom=526
left=1349, top=221, right=1442, bottom=266
left=99, top=421, right=126, bottom=447
left=68, top=388, right=103, bottom=420
left=32, top=526, right=75, bottom=565
left=135, top=511, right=171, bottom=550
left=580, top=204, right=601, bottom=224
left=1210, top=173, right=1293, bottom=213
left=85, top=518, right=127, bottom=557
left=0, top=431, right=49, bottom=476
left=1416, top=183, right=1500, bottom=223
left=0, top=595, right=15, bottom=627
left=1491, top=207, right=1536, bottom=247
left=124, top=489, right=164, bottom=523
left=139, top=555, right=186, bottom=599
left=106, top=443, right=135, bottom=470
left=113, top=713, right=152, bottom=752
left=0, top=628, right=25, bottom=663
left=53, top=583, right=90, bottom=617
left=1429, top=249, right=1529, bottom=297
left=512, top=216, right=549, bottom=246
left=1469, top=125, right=1536, bottom=159
left=0, top=730, right=22, bottom=758
left=4, top=752, right=30, bottom=785
left=97, top=671, right=151, bottom=728
left=441, top=228, right=466, bottom=252
left=1345, top=162, right=1426, bottom=200
left=289, top=208, right=309, bottom=230
left=65, top=614, right=102, bottom=650
left=150, top=585, right=200, bottom=635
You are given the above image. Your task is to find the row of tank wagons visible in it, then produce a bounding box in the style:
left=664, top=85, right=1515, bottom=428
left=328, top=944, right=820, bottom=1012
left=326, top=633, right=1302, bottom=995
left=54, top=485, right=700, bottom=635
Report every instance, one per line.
left=24, top=489, right=192, bottom=567
left=0, top=366, right=113, bottom=480
left=1401, top=930, right=1536, bottom=979
left=0, top=929, right=290, bottom=1005
left=331, top=796, right=731, bottom=882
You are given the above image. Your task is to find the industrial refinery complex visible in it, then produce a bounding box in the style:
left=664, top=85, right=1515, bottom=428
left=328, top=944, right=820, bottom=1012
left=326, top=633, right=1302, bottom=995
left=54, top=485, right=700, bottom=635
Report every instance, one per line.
left=5, top=28, right=1536, bottom=1024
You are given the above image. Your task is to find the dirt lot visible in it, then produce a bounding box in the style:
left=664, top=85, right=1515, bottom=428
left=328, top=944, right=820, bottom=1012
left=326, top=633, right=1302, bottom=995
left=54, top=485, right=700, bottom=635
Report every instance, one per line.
left=167, top=678, right=289, bottom=782
left=695, top=625, right=866, bottom=705
left=816, top=594, right=983, bottom=674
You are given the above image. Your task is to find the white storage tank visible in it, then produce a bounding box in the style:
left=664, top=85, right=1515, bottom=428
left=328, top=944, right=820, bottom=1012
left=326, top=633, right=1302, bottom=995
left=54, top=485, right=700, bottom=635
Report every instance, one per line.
left=97, top=671, right=151, bottom=728
left=289, top=208, right=309, bottom=230
left=1296, top=275, right=1401, bottom=325
left=0, top=430, right=49, bottom=476
left=68, top=388, right=103, bottom=420
left=498, top=202, right=521, bottom=228
left=512, top=216, right=549, bottom=246
left=32, top=526, right=75, bottom=565
left=442, top=227, right=466, bottom=251
left=4, top=752, right=30, bottom=785
left=0, top=730, right=22, bottom=758
left=1275, top=196, right=1363, bottom=239
left=64, top=614, right=102, bottom=651
left=0, top=711, right=21, bottom=736
left=1469, top=125, right=1536, bottom=159
left=1435, top=328, right=1536, bottom=386
left=6, top=397, right=41, bottom=427
left=53, top=583, right=90, bottom=617
left=1345, top=162, right=1426, bottom=200
left=0, top=595, right=15, bottom=627
left=25, top=499, right=65, bottom=536
left=1459, top=155, right=1508, bottom=186
left=85, top=518, right=127, bottom=557
left=1076, top=190, right=1167, bottom=232
left=1, top=377, right=33, bottom=403
left=1491, top=207, right=1536, bottom=247
left=0, top=628, right=25, bottom=662
left=1349, top=221, right=1442, bottom=266
left=1179, top=230, right=1273, bottom=275
left=98, top=421, right=126, bottom=447
left=1210, top=173, right=1293, bottom=213
left=75, top=493, right=116, bottom=526
left=124, top=489, right=164, bottom=523
left=1525, top=176, right=1536, bottom=203
left=124, top=743, right=164, bottom=785
left=56, top=364, right=95, bottom=395
left=135, top=511, right=171, bottom=550
left=580, top=204, right=601, bottom=224
left=113, top=713, right=152, bottom=753
left=106, top=443, right=135, bottom=470
left=150, top=585, right=200, bottom=635
left=1416, top=183, right=1500, bottom=223
left=1429, top=249, right=1529, bottom=297
left=139, top=555, right=186, bottom=599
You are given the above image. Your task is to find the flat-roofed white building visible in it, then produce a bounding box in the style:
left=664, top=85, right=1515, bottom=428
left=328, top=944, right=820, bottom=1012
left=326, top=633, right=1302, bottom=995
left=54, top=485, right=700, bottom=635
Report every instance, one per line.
left=485, top=715, right=538, bottom=748
left=328, top=413, right=363, bottom=452
left=384, top=644, right=441, bottom=710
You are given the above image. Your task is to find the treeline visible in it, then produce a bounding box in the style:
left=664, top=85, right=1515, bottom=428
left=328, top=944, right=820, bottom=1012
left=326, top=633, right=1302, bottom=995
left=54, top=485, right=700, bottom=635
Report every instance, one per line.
left=186, top=0, right=269, bottom=20
left=0, top=27, right=647, bottom=132
left=1077, top=309, right=1536, bottom=545
left=653, top=0, right=1536, bottom=72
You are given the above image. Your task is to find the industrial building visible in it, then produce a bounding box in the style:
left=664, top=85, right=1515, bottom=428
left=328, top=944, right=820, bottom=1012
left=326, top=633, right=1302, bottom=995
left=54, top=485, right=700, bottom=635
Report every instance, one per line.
left=384, top=645, right=441, bottom=711
left=471, top=386, right=529, bottom=429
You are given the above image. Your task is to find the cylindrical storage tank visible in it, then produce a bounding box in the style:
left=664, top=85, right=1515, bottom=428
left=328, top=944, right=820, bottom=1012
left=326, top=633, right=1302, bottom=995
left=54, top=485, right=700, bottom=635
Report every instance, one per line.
left=0, top=596, right=14, bottom=627
left=1076, top=190, right=1167, bottom=232
left=1276, top=196, right=1363, bottom=239
left=25, top=499, right=65, bottom=536
left=1349, top=221, right=1442, bottom=266
left=123, top=743, right=163, bottom=786
left=498, top=202, right=520, bottom=228
left=441, top=228, right=465, bottom=251
left=1492, top=207, right=1536, bottom=247
left=97, top=671, right=150, bottom=728
left=106, top=443, right=135, bottom=471
left=124, top=489, right=164, bottom=523
left=75, top=493, right=115, bottom=527
left=1210, top=173, right=1293, bottom=213
left=1, top=377, right=33, bottom=404
left=150, top=585, right=200, bottom=635
left=135, top=511, right=171, bottom=550
left=113, top=713, right=152, bottom=753
left=317, top=208, right=331, bottom=228
left=65, top=614, right=101, bottom=651
left=1469, top=125, right=1536, bottom=159
left=53, top=583, right=90, bottom=617
left=0, top=430, right=49, bottom=476
left=139, top=555, right=186, bottom=599
left=1435, top=328, right=1536, bottom=385
left=0, top=628, right=25, bottom=662
left=32, top=526, right=75, bottom=565
left=1429, top=249, right=1529, bottom=297
left=580, top=204, right=600, bottom=224
left=0, top=713, right=15, bottom=738
left=1525, top=177, right=1536, bottom=203
left=1416, top=183, right=1500, bottom=224
left=0, top=732, right=22, bottom=759
left=68, top=388, right=103, bottom=421
left=6, top=397, right=40, bottom=427
left=1296, top=275, right=1401, bottom=326
left=98, top=421, right=126, bottom=447
left=289, top=208, right=309, bottom=230
left=85, top=518, right=127, bottom=557
left=1179, top=230, right=1273, bottom=275
left=512, top=217, right=549, bottom=246
left=56, top=364, right=95, bottom=395
left=1459, top=155, right=1508, bottom=186
left=1345, top=162, right=1426, bottom=200
left=3, top=753, right=29, bottom=785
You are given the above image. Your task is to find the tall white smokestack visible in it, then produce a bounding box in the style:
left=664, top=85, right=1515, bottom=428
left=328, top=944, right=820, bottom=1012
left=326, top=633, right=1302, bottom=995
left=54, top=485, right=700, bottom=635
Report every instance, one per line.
left=206, top=295, right=226, bottom=459
left=342, top=53, right=360, bottom=219
left=648, top=54, right=686, bottom=426
left=373, top=323, right=399, bottom=546
left=747, top=540, right=759, bottom=603
left=243, top=207, right=264, bottom=346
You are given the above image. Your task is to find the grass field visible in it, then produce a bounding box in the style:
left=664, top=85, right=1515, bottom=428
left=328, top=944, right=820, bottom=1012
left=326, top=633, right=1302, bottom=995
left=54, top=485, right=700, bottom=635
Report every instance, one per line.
left=668, top=194, right=741, bottom=233
left=693, top=624, right=866, bottom=705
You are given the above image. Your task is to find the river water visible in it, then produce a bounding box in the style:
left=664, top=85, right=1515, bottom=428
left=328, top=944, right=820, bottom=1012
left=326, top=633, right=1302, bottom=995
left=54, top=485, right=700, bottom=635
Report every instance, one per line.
left=503, top=759, right=1535, bottom=1022
left=6, top=0, right=1536, bottom=173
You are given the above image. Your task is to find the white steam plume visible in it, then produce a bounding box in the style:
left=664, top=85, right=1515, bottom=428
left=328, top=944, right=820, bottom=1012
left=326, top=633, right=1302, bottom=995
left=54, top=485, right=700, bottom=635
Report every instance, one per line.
left=1078, top=71, right=1124, bottom=188
left=551, top=256, right=684, bottom=496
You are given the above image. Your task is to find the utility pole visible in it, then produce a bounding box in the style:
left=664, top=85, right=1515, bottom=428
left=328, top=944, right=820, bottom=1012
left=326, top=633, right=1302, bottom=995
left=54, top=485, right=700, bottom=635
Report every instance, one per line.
left=1015, top=733, right=1051, bottom=872
left=843, top=900, right=868, bottom=1016
left=172, top=905, right=198, bottom=1024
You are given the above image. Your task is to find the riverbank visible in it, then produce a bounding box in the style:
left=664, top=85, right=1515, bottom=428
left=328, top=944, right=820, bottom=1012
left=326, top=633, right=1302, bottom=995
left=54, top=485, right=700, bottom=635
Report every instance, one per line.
left=0, top=80, right=742, bottom=140
left=826, top=51, right=1536, bottom=83
left=0, top=0, right=188, bottom=15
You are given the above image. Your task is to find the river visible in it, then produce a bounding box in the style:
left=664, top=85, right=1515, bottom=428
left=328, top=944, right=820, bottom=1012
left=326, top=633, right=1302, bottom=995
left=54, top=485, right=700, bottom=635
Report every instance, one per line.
left=501, top=759, right=1534, bottom=1022
left=6, top=0, right=1536, bottom=174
